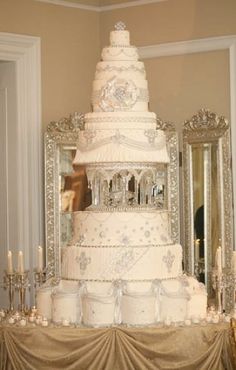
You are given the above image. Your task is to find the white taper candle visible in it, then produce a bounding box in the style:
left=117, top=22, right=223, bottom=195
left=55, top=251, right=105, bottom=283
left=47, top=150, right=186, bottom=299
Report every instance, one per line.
left=18, top=251, right=24, bottom=274
left=7, top=251, right=13, bottom=273
left=37, top=246, right=43, bottom=272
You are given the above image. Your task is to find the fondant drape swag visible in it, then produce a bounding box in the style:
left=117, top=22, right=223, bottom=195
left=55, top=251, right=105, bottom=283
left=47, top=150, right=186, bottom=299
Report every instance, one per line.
left=0, top=323, right=235, bottom=370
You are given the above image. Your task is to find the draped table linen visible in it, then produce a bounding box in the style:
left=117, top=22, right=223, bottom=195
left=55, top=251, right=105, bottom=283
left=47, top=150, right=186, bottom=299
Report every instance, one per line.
left=0, top=322, right=235, bottom=370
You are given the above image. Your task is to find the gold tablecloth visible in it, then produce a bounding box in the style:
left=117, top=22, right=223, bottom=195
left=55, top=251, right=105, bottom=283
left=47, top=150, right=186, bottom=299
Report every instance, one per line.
left=0, top=323, right=235, bottom=370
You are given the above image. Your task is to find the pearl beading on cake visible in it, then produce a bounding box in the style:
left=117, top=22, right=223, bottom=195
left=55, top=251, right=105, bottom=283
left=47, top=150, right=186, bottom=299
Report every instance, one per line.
left=73, top=243, right=176, bottom=249
left=86, top=205, right=165, bottom=212
left=86, top=162, right=165, bottom=170
left=85, top=116, right=156, bottom=124
left=95, top=64, right=145, bottom=75
left=61, top=276, right=182, bottom=282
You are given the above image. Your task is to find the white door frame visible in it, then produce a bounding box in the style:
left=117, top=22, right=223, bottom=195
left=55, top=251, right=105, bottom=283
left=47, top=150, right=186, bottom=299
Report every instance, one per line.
left=0, top=33, right=42, bottom=273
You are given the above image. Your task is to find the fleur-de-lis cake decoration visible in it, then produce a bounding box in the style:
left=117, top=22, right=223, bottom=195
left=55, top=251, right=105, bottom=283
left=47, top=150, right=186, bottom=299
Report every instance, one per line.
left=115, top=21, right=126, bottom=31
left=163, top=250, right=175, bottom=273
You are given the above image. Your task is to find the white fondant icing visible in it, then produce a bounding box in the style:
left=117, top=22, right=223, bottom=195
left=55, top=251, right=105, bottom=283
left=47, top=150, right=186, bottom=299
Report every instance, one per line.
left=101, top=46, right=139, bottom=62
left=57, top=23, right=208, bottom=327
left=52, top=289, right=80, bottom=324
left=71, top=211, right=171, bottom=246
left=160, top=295, right=187, bottom=323
left=36, top=287, right=54, bottom=320
left=81, top=292, right=116, bottom=326
left=84, top=111, right=156, bottom=131
left=74, top=128, right=169, bottom=164
left=93, top=76, right=148, bottom=91
left=121, top=293, right=156, bottom=325
left=110, top=30, right=130, bottom=46
left=61, top=243, right=182, bottom=281
left=95, top=61, right=146, bottom=80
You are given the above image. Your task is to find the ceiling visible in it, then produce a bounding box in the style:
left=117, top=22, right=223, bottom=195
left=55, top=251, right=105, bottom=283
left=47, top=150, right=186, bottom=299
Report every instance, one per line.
left=60, top=0, right=147, bottom=6
left=36, top=0, right=164, bottom=11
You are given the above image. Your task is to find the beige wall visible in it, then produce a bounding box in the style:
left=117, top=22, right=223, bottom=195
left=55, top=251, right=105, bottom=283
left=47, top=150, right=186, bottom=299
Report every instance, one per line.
left=100, top=0, right=236, bottom=46
left=101, top=0, right=236, bottom=127
left=0, top=0, right=100, bottom=128
left=146, top=50, right=230, bottom=130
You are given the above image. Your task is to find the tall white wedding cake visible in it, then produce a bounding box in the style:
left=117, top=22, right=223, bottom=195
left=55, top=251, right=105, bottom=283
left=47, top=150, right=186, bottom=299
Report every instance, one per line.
left=38, top=23, right=207, bottom=326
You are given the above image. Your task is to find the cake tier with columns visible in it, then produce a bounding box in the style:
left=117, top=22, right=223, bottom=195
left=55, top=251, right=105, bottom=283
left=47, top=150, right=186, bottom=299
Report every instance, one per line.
left=46, top=22, right=207, bottom=327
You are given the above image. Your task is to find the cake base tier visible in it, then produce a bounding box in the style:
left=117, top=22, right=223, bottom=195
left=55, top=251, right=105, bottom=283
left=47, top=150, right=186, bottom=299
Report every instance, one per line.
left=36, top=276, right=207, bottom=327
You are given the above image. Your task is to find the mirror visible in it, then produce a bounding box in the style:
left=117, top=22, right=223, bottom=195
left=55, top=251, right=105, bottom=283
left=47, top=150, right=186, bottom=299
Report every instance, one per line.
left=45, top=112, right=84, bottom=279
left=44, top=113, right=180, bottom=280
left=183, top=108, right=234, bottom=312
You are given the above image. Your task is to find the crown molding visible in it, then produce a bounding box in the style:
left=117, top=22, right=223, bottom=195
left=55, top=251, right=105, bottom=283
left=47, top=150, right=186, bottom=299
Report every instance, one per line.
left=35, top=0, right=167, bottom=12
left=36, top=0, right=100, bottom=11
left=101, top=0, right=166, bottom=11
left=138, top=35, right=236, bottom=59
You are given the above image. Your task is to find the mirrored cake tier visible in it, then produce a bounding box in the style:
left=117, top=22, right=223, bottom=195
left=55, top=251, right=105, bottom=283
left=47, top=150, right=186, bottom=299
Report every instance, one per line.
left=85, top=163, right=167, bottom=209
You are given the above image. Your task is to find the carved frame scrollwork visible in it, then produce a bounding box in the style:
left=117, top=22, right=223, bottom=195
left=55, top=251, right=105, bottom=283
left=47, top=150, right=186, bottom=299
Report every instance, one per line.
left=45, top=112, right=84, bottom=279
left=157, top=117, right=180, bottom=244
left=183, top=108, right=234, bottom=312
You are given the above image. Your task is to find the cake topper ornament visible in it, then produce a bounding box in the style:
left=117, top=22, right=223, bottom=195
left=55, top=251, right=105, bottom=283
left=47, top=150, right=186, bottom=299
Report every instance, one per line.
left=115, top=21, right=126, bottom=31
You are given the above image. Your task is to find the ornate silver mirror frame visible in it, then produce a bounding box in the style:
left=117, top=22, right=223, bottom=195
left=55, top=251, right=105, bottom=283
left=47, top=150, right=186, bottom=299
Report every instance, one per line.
left=44, top=113, right=179, bottom=279
left=45, top=112, right=84, bottom=279
left=156, top=118, right=180, bottom=245
left=183, top=108, right=234, bottom=312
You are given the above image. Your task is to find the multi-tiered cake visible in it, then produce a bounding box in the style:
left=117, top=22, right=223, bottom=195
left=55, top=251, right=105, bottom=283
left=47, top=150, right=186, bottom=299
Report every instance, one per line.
left=39, top=23, right=207, bottom=326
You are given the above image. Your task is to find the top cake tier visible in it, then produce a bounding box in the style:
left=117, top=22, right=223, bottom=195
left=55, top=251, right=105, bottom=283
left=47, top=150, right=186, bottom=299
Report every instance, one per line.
left=101, top=25, right=139, bottom=62
left=93, top=24, right=148, bottom=112
left=73, top=24, right=170, bottom=165
left=110, top=29, right=130, bottom=46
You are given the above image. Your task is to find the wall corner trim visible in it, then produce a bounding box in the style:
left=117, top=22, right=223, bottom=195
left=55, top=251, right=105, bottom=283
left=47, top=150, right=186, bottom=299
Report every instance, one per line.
left=0, top=32, right=43, bottom=272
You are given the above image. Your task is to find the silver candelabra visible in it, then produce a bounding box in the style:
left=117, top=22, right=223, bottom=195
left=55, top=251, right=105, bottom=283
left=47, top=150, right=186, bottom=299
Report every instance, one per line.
left=15, top=271, right=31, bottom=313
left=3, top=271, right=16, bottom=312
left=34, top=267, right=48, bottom=298
left=212, top=268, right=236, bottom=314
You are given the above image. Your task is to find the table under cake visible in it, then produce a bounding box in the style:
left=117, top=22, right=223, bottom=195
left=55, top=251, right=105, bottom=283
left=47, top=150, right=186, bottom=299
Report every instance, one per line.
left=0, top=322, right=235, bottom=370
